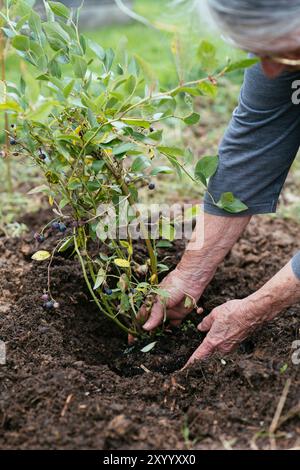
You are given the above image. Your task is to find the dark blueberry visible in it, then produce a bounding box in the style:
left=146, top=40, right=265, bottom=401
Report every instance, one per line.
left=105, top=288, right=113, bottom=295
left=58, top=223, right=67, bottom=233
left=148, top=183, right=155, bottom=190
left=52, top=222, right=60, bottom=230
left=44, top=301, right=54, bottom=310
left=39, top=153, right=47, bottom=160
left=10, top=138, right=17, bottom=145
left=10, top=124, right=15, bottom=129
left=41, top=293, right=49, bottom=302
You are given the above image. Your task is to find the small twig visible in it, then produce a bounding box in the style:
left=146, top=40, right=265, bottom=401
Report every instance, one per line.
left=140, top=364, right=151, bottom=374
left=269, top=378, right=292, bottom=449
left=60, top=394, right=73, bottom=417
left=278, top=401, right=300, bottom=428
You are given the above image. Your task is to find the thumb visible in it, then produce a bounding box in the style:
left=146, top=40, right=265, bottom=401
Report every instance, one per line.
left=143, top=301, right=165, bottom=331
left=198, top=311, right=215, bottom=332
left=182, top=337, right=215, bottom=369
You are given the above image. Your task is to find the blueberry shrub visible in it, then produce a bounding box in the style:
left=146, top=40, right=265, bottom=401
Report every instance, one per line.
left=0, top=0, right=255, bottom=335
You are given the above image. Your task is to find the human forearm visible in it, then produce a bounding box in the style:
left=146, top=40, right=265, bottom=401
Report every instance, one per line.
left=246, top=261, right=300, bottom=324
left=176, top=212, right=251, bottom=290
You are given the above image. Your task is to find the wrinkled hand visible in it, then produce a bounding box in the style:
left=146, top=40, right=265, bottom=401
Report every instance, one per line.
left=140, top=268, right=204, bottom=332
left=184, top=299, right=259, bottom=368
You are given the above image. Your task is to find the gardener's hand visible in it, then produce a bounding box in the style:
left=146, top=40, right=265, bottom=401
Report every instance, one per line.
left=184, top=299, right=258, bottom=368
left=141, top=266, right=205, bottom=332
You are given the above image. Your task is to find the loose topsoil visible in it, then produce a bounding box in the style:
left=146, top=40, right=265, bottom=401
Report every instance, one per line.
left=0, top=211, right=299, bottom=450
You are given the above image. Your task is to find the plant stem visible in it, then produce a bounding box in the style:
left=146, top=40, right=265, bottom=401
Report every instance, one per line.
left=103, top=152, right=158, bottom=283
left=73, top=232, right=135, bottom=335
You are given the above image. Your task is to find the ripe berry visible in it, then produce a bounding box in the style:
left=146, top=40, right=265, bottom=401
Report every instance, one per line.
left=44, top=301, right=54, bottom=310
left=148, top=183, right=155, bottom=190
left=10, top=138, right=17, bottom=145
left=41, top=293, right=49, bottom=302
left=58, top=223, right=67, bottom=233
left=52, top=222, right=60, bottom=230
left=105, top=288, right=113, bottom=295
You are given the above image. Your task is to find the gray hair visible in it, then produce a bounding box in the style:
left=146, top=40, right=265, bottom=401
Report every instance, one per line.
left=207, top=0, right=300, bottom=53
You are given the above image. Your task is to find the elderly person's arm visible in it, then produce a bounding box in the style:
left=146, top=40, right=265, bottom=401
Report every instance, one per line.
left=185, top=257, right=300, bottom=367
left=141, top=60, right=300, bottom=364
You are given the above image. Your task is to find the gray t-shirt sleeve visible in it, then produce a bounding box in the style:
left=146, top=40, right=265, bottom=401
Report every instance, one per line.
left=204, top=62, right=300, bottom=216
left=292, top=251, right=300, bottom=280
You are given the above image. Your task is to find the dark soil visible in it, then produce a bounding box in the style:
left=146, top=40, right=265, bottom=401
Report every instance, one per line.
left=0, top=211, right=299, bottom=450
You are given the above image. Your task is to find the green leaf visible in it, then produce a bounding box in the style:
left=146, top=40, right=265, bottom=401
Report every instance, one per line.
left=157, top=146, right=185, bottom=158
left=88, top=39, right=105, bottom=61
left=104, top=48, right=115, bottom=72
left=93, top=267, right=106, bottom=290
left=67, top=178, right=82, bottom=190
left=160, top=222, right=175, bottom=241
left=141, top=341, right=157, bottom=353
left=71, top=55, right=87, bottom=79
left=226, top=58, right=258, bottom=73
left=43, top=22, right=69, bottom=51
left=112, top=142, right=137, bottom=156
left=125, top=75, right=137, bottom=95
left=63, top=79, right=75, bottom=98
left=27, top=185, right=50, bottom=195
left=58, top=237, right=74, bottom=253
left=114, top=258, right=130, bottom=268
left=12, top=34, right=30, bottom=51
left=121, top=118, right=150, bottom=128
left=171, top=86, right=202, bottom=97
left=217, top=192, right=248, bottom=213
left=49, top=1, right=70, bottom=19
left=0, top=101, right=22, bottom=112
left=131, top=155, right=151, bottom=172
left=195, top=156, right=219, bottom=181
left=183, top=112, right=200, bottom=125
left=26, top=101, right=58, bottom=122
left=151, top=166, right=173, bottom=176
left=156, top=240, right=173, bottom=248
left=31, top=250, right=51, bottom=261
left=28, top=11, right=42, bottom=39
left=184, top=205, right=201, bottom=220
left=198, top=82, right=217, bottom=98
